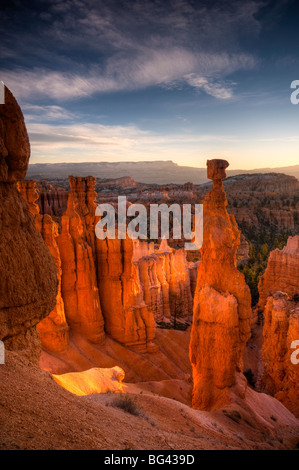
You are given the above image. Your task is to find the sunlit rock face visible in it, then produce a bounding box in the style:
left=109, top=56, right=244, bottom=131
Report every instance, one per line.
left=258, top=236, right=299, bottom=309
left=18, top=174, right=194, bottom=355
left=258, top=236, right=299, bottom=418
left=261, top=293, right=299, bottom=417
left=35, top=215, right=69, bottom=352
left=0, top=87, right=57, bottom=361
left=57, top=176, right=105, bottom=344
left=135, top=240, right=193, bottom=323
left=52, top=366, right=125, bottom=396
left=96, top=237, right=156, bottom=352
left=190, top=159, right=252, bottom=410
left=18, top=180, right=69, bottom=353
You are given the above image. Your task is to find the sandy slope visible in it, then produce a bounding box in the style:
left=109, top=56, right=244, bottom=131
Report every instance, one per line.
left=0, top=350, right=298, bottom=450
left=40, top=329, right=192, bottom=383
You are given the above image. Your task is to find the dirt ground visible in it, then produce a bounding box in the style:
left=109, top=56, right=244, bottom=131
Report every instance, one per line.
left=0, top=347, right=298, bottom=450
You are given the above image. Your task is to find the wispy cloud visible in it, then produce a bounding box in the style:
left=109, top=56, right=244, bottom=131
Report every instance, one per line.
left=25, top=120, right=299, bottom=170
left=23, top=104, right=77, bottom=121
left=1, top=0, right=260, bottom=102
left=26, top=120, right=242, bottom=160
left=1, top=50, right=256, bottom=102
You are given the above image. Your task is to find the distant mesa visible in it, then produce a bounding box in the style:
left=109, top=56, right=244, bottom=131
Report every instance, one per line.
left=98, top=176, right=137, bottom=188
left=27, top=161, right=299, bottom=185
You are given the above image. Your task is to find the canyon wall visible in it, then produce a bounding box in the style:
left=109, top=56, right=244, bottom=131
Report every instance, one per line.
left=18, top=180, right=69, bottom=353
left=96, top=235, right=193, bottom=351
left=0, top=87, right=57, bottom=361
left=135, top=239, right=193, bottom=323
left=18, top=173, right=197, bottom=354
left=258, top=235, right=299, bottom=308
left=190, top=159, right=252, bottom=410
left=258, top=236, right=299, bottom=417
left=96, top=237, right=156, bottom=352
left=57, top=176, right=105, bottom=344
left=261, top=292, right=299, bottom=417
left=38, top=186, right=68, bottom=217
left=36, top=215, right=70, bottom=352
left=19, top=175, right=195, bottom=354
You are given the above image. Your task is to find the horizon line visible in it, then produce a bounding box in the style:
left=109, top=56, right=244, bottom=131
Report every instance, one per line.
left=27, top=160, right=299, bottom=172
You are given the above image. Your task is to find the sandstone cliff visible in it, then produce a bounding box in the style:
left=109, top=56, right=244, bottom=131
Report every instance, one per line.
left=18, top=174, right=195, bottom=354
left=135, top=240, right=193, bottom=323
left=96, top=236, right=156, bottom=352
left=258, top=235, right=299, bottom=308
left=190, top=159, right=252, bottom=410
left=261, top=293, right=299, bottom=417
left=0, top=87, right=57, bottom=360
left=38, top=185, right=68, bottom=217
left=35, top=215, right=70, bottom=352
left=237, top=233, right=250, bottom=267
left=17, top=180, right=69, bottom=353
left=57, top=176, right=105, bottom=344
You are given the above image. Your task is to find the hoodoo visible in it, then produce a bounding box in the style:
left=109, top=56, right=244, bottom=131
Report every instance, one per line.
left=0, top=87, right=57, bottom=361
left=189, top=159, right=252, bottom=410
left=258, top=237, right=299, bottom=417
left=57, top=176, right=105, bottom=344
left=17, top=179, right=69, bottom=353
left=258, top=235, right=299, bottom=309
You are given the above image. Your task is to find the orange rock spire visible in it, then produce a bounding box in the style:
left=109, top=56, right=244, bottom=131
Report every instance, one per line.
left=189, top=159, right=252, bottom=410
left=17, top=179, right=69, bottom=352
left=57, top=176, right=105, bottom=344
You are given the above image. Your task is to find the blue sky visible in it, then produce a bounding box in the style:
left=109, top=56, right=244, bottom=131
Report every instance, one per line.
left=1, top=0, right=298, bottom=169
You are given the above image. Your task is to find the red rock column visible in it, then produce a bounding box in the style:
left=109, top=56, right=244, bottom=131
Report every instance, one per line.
left=189, top=159, right=252, bottom=410
left=96, top=236, right=156, bottom=352
left=17, top=179, right=69, bottom=352
left=258, top=236, right=299, bottom=309
left=259, top=236, right=299, bottom=417
left=57, top=176, right=105, bottom=344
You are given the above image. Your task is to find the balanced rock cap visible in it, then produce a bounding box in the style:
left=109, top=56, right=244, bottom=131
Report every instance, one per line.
left=207, top=159, right=229, bottom=181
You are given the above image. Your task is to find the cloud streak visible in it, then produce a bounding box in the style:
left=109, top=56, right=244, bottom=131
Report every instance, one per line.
left=26, top=120, right=243, bottom=165
left=1, top=50, right=256, bottom=101
left=1, top=0, right=260, bottom=102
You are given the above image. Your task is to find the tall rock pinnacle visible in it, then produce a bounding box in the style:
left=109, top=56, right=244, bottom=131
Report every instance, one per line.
left=189, top=159, right=252, bottom=410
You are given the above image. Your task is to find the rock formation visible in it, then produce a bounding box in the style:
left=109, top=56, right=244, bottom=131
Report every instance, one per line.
left=35, top=215, right=70, bottom=352
left=237, top=233, right=250, bottom=267
left=0, top=86, right=30, bottom=182
left=136, top=240, right=193, bottom=323
left=261, top=292, right=299, bottom=417
left=190, top=159, right=252, bottom=410
left=17, top=173, right=195, bottom=355
left=97, top=176, right=137, bottom=188
left=188, top=261, right=199, bottom=298
left=17, top=179, right=40, bottom=215
left=96, top=236, right=156, bottom=352
left=0, top=86, right=57, bottom=360
left=38, top=186, right=68, bottom=217
left=52, top=366, right=125, bottom=396
left=257, top=236, right=299, bottom=417
left=258, top=235, right=299, bottom=308
left=17, top=179, right=69, bottom=353
left=57, top=176, right=105, bottom=344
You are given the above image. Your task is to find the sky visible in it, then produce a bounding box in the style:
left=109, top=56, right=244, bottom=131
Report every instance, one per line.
left=0, top=0, right=299, bottom=170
